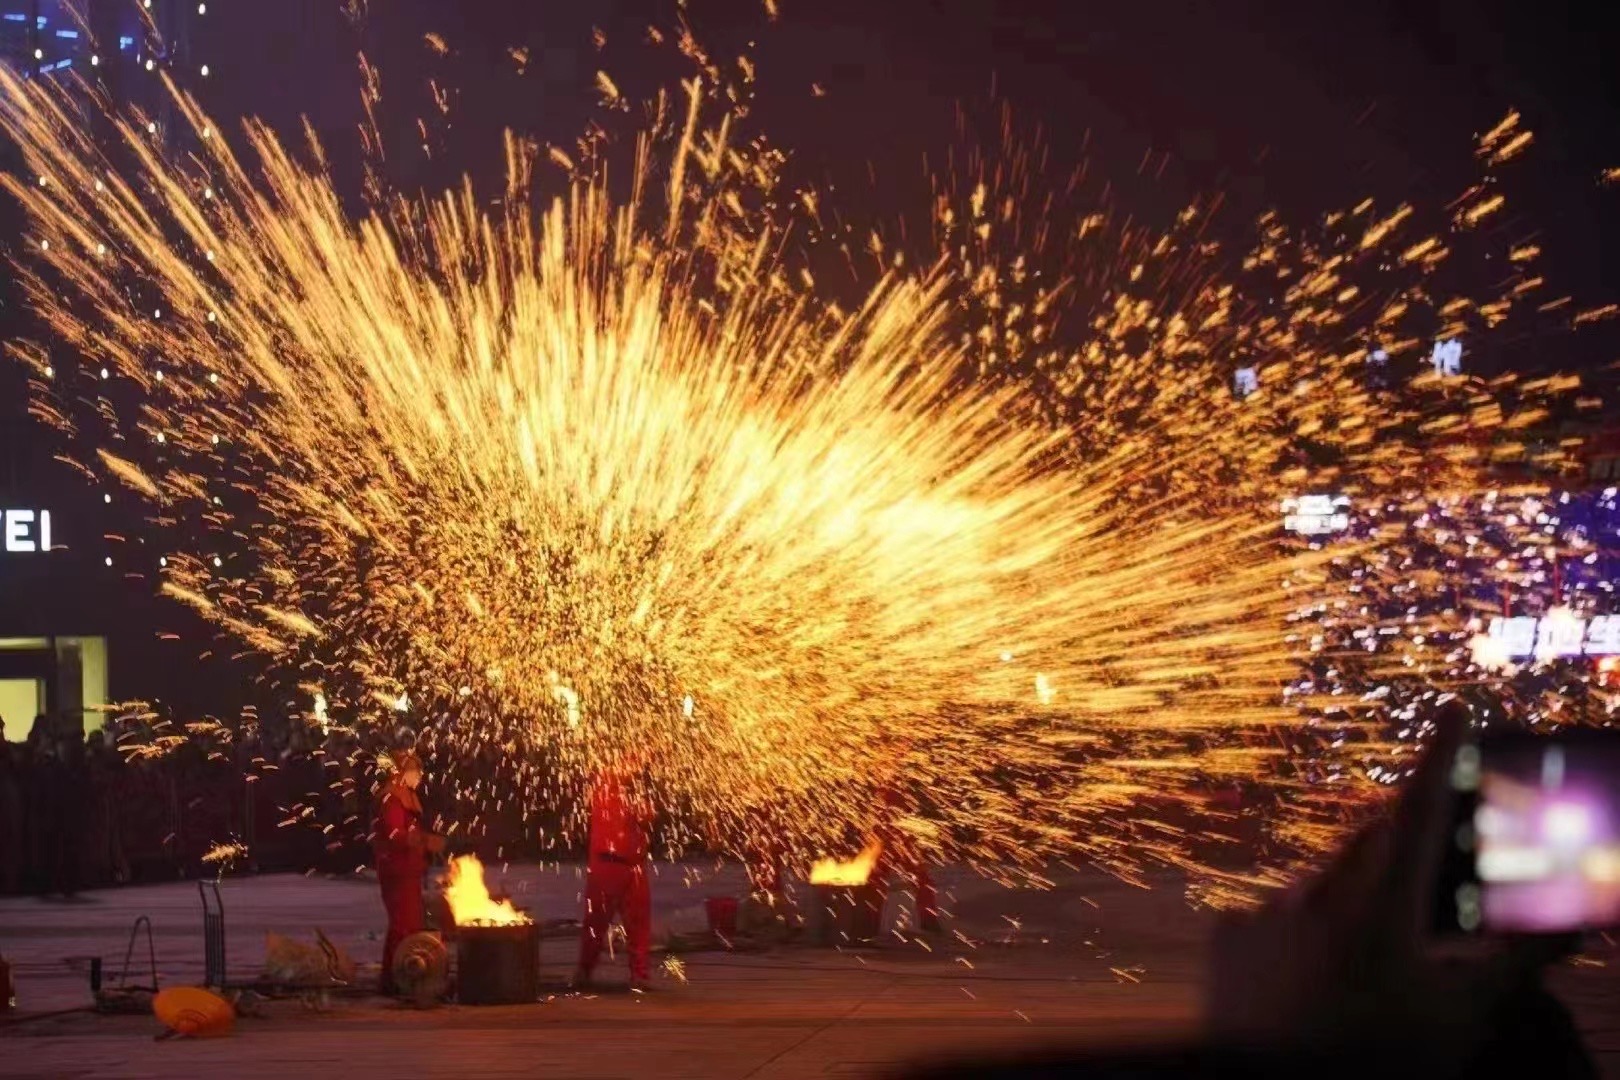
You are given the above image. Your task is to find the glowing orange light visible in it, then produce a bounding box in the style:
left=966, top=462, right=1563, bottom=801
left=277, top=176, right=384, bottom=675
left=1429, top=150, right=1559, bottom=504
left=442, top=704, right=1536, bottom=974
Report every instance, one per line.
left=444, top=855, right=529, bottom=926
left=809, top=840, right=882, bottom=887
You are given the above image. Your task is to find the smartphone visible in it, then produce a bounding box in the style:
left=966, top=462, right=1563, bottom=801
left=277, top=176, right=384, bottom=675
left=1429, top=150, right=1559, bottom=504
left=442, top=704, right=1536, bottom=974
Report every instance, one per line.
left=1438, top=729, right=1620, bottom=934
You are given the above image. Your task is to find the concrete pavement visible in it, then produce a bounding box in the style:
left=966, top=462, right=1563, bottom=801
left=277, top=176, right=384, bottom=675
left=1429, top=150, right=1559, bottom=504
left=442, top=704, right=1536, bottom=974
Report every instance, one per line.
left=0, top=865, right=1613, bottom=1078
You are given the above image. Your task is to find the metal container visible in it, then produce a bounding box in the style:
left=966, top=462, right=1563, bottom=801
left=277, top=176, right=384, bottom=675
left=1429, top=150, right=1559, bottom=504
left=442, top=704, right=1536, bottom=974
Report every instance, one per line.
left=810, top=883, right=885, bottom=946
left=705, top=896, right=739, bottom=936
left=455, top=922, right=539, bottom=1005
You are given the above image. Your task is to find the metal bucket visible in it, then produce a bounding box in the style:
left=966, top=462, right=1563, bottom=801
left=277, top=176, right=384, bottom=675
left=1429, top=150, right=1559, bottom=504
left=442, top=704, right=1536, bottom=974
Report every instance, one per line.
left=705, top=896, right=740, bottom=936
left=455, top=922, right=540, bottom=1005
left=810, top=883, right=885, bottom=946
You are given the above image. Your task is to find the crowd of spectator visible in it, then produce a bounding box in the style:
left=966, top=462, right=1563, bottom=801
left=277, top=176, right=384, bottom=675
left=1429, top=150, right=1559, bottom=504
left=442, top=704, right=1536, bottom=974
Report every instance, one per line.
left=0, top=714, right=123, bottom=896
left=0, top=710, right=382, bottom=896
left=0, top=710, right=579, bottom=897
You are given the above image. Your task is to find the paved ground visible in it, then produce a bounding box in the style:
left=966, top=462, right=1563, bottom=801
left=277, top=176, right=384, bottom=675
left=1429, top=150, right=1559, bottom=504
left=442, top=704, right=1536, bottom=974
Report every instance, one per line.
left=0, top=864, right=1615, bottom=1078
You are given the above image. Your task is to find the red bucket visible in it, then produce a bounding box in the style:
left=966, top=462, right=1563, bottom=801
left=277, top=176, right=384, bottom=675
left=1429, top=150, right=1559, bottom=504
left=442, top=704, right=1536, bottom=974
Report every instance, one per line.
left=705, top=896, right=739, bottom=936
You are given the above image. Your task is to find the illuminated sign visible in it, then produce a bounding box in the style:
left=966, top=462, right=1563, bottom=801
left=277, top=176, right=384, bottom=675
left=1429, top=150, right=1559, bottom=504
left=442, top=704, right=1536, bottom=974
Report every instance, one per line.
left=1486, top=613, right=1620, bottom=660
left=1282, top=494, right=1350, bottom=536
left=1, top=510, right=52, bottom=554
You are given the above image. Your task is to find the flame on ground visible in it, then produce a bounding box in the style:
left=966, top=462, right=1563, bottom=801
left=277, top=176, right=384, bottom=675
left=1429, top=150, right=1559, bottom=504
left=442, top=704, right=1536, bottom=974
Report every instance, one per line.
left=810, top=840, right=883, bottom=887
left=444, top=855, right=529, bottom=926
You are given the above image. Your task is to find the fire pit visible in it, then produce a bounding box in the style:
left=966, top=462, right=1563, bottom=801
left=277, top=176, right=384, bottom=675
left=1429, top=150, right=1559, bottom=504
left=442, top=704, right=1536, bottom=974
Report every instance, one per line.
left=456, top=921, right=540, bottom=1005
left=443, top=856, right=539, bottom=1005
left=810, top=883, right=886, bottom=945
left=807, top=841, right=886, bottom=947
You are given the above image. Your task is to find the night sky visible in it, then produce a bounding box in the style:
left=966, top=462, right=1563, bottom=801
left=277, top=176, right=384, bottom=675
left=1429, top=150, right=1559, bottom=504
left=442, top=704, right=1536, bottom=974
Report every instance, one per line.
left=189, top=0, right=1620, bottom=258
left=0, top=0, right=1615, bottom=711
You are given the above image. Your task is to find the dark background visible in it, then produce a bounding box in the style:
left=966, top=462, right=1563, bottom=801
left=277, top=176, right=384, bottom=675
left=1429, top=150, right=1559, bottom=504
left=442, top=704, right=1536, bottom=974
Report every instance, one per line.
left=0, top=0, right=1615, bottom=716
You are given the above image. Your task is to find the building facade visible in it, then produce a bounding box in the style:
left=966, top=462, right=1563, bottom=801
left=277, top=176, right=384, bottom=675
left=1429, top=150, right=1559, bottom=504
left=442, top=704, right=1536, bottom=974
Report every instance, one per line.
left=1, top=0, right=212, bottom=743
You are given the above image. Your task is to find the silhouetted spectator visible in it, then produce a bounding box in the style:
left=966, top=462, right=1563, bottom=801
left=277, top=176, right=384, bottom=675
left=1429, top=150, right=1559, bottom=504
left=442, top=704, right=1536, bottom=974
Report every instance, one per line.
left=0, top=716, right=21, bottom=894
left=23, top=723, right=58, bottom=895
left=47, top=733, right=88, bottom=896
left=82, top=730, right=125, bottom=886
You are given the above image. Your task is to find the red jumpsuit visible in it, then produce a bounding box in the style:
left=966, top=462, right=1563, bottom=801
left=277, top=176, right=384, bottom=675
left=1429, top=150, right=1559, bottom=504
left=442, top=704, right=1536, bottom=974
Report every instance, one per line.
left=873, top=785, right=941, bottom=932
left=373, top=781, right=429, bottom=986
left=577, top=771, right=652, bottom=981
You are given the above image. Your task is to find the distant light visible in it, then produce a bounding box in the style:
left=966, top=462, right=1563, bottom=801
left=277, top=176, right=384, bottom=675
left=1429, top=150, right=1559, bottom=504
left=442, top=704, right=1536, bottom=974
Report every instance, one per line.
left=36, top=175, right=47, bottom=186
left=159, top=556, right=168, bottom=568
left=210, top=434, right=219, bottom=444
left=1543, top=802, right=1593, bottom=847
left=212, top=556, right=223, bottom=568
left=105, top=557, right=113, bottom=567
left=119, top=35, right=133, bottom=50
left=155, top=370, right=165, bottom=382
left=208, top=373, right=219, bottom=384
left=143, top=0, right=151, bottom=8
left=147, top=121, right=157, bottom=133
left=199, top=64, right=209, bottom=77
left=43, top=366, right=53, bottom=379
left=93, top=179, right=103, bottom=192
left=55, top=28, right=78, bottom=38
left=99, top=367, right=110, bottom=379
left=103, top=494, right=112, bottom=504
left=203, top=187, right=214, bottom=199
left=144, top=58, right=155, bottom=72
left=96, top=244, right=106, bottom=255
left=1431, top=337, right=1463, bottom=377
left=155, top=432, right=165, bottom=443
left=39, top=240, right=49, bottom=251
left=198, top=1, right=207, bottom=11
left=1, top=14, right=26, bottom=23
left=33, top=48, right=42, bottom=60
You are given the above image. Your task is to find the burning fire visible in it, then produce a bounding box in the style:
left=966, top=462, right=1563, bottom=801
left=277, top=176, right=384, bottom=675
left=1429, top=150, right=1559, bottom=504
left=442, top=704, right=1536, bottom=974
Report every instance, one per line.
left=444, top=855, right=529, bottom=926
left=809, top=840, right=883, bottom=887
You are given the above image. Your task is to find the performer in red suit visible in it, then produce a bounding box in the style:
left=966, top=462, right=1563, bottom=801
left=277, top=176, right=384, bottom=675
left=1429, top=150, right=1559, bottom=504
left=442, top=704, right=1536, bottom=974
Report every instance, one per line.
left=873, top=753, right=942, bottom=934
left=574, top=763, right=653, bottom=990
left=372, top=751, right=443, bottom=994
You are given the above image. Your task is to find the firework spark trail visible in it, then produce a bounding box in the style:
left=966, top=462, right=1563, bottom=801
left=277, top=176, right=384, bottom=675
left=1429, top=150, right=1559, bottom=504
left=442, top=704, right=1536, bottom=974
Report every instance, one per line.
left=0, top=32, right=1579, bottom=890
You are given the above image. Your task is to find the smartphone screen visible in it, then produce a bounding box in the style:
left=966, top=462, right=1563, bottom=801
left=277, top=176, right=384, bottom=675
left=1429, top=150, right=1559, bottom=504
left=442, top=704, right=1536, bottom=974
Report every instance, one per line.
left=1445, top=731, right=1620, bottom=933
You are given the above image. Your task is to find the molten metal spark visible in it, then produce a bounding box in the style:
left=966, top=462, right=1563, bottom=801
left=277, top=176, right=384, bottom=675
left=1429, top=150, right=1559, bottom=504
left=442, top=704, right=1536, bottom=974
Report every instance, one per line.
left=0, top=30, right=1585, bottom=892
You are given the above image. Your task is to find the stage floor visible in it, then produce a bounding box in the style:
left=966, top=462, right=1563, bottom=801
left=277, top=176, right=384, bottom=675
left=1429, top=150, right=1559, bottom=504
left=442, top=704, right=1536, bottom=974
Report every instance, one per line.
left=1, top=864, right=1615, bottom=1078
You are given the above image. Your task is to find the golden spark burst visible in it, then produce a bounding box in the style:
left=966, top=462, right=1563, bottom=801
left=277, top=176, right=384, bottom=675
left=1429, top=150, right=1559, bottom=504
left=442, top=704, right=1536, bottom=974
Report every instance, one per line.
left=0, top=27, right=1581, bottom=892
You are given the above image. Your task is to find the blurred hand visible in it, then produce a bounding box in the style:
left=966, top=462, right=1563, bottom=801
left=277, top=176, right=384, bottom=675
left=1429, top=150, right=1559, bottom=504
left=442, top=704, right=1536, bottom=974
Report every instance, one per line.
left=1208, top=700, right=1583, bottom=1069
